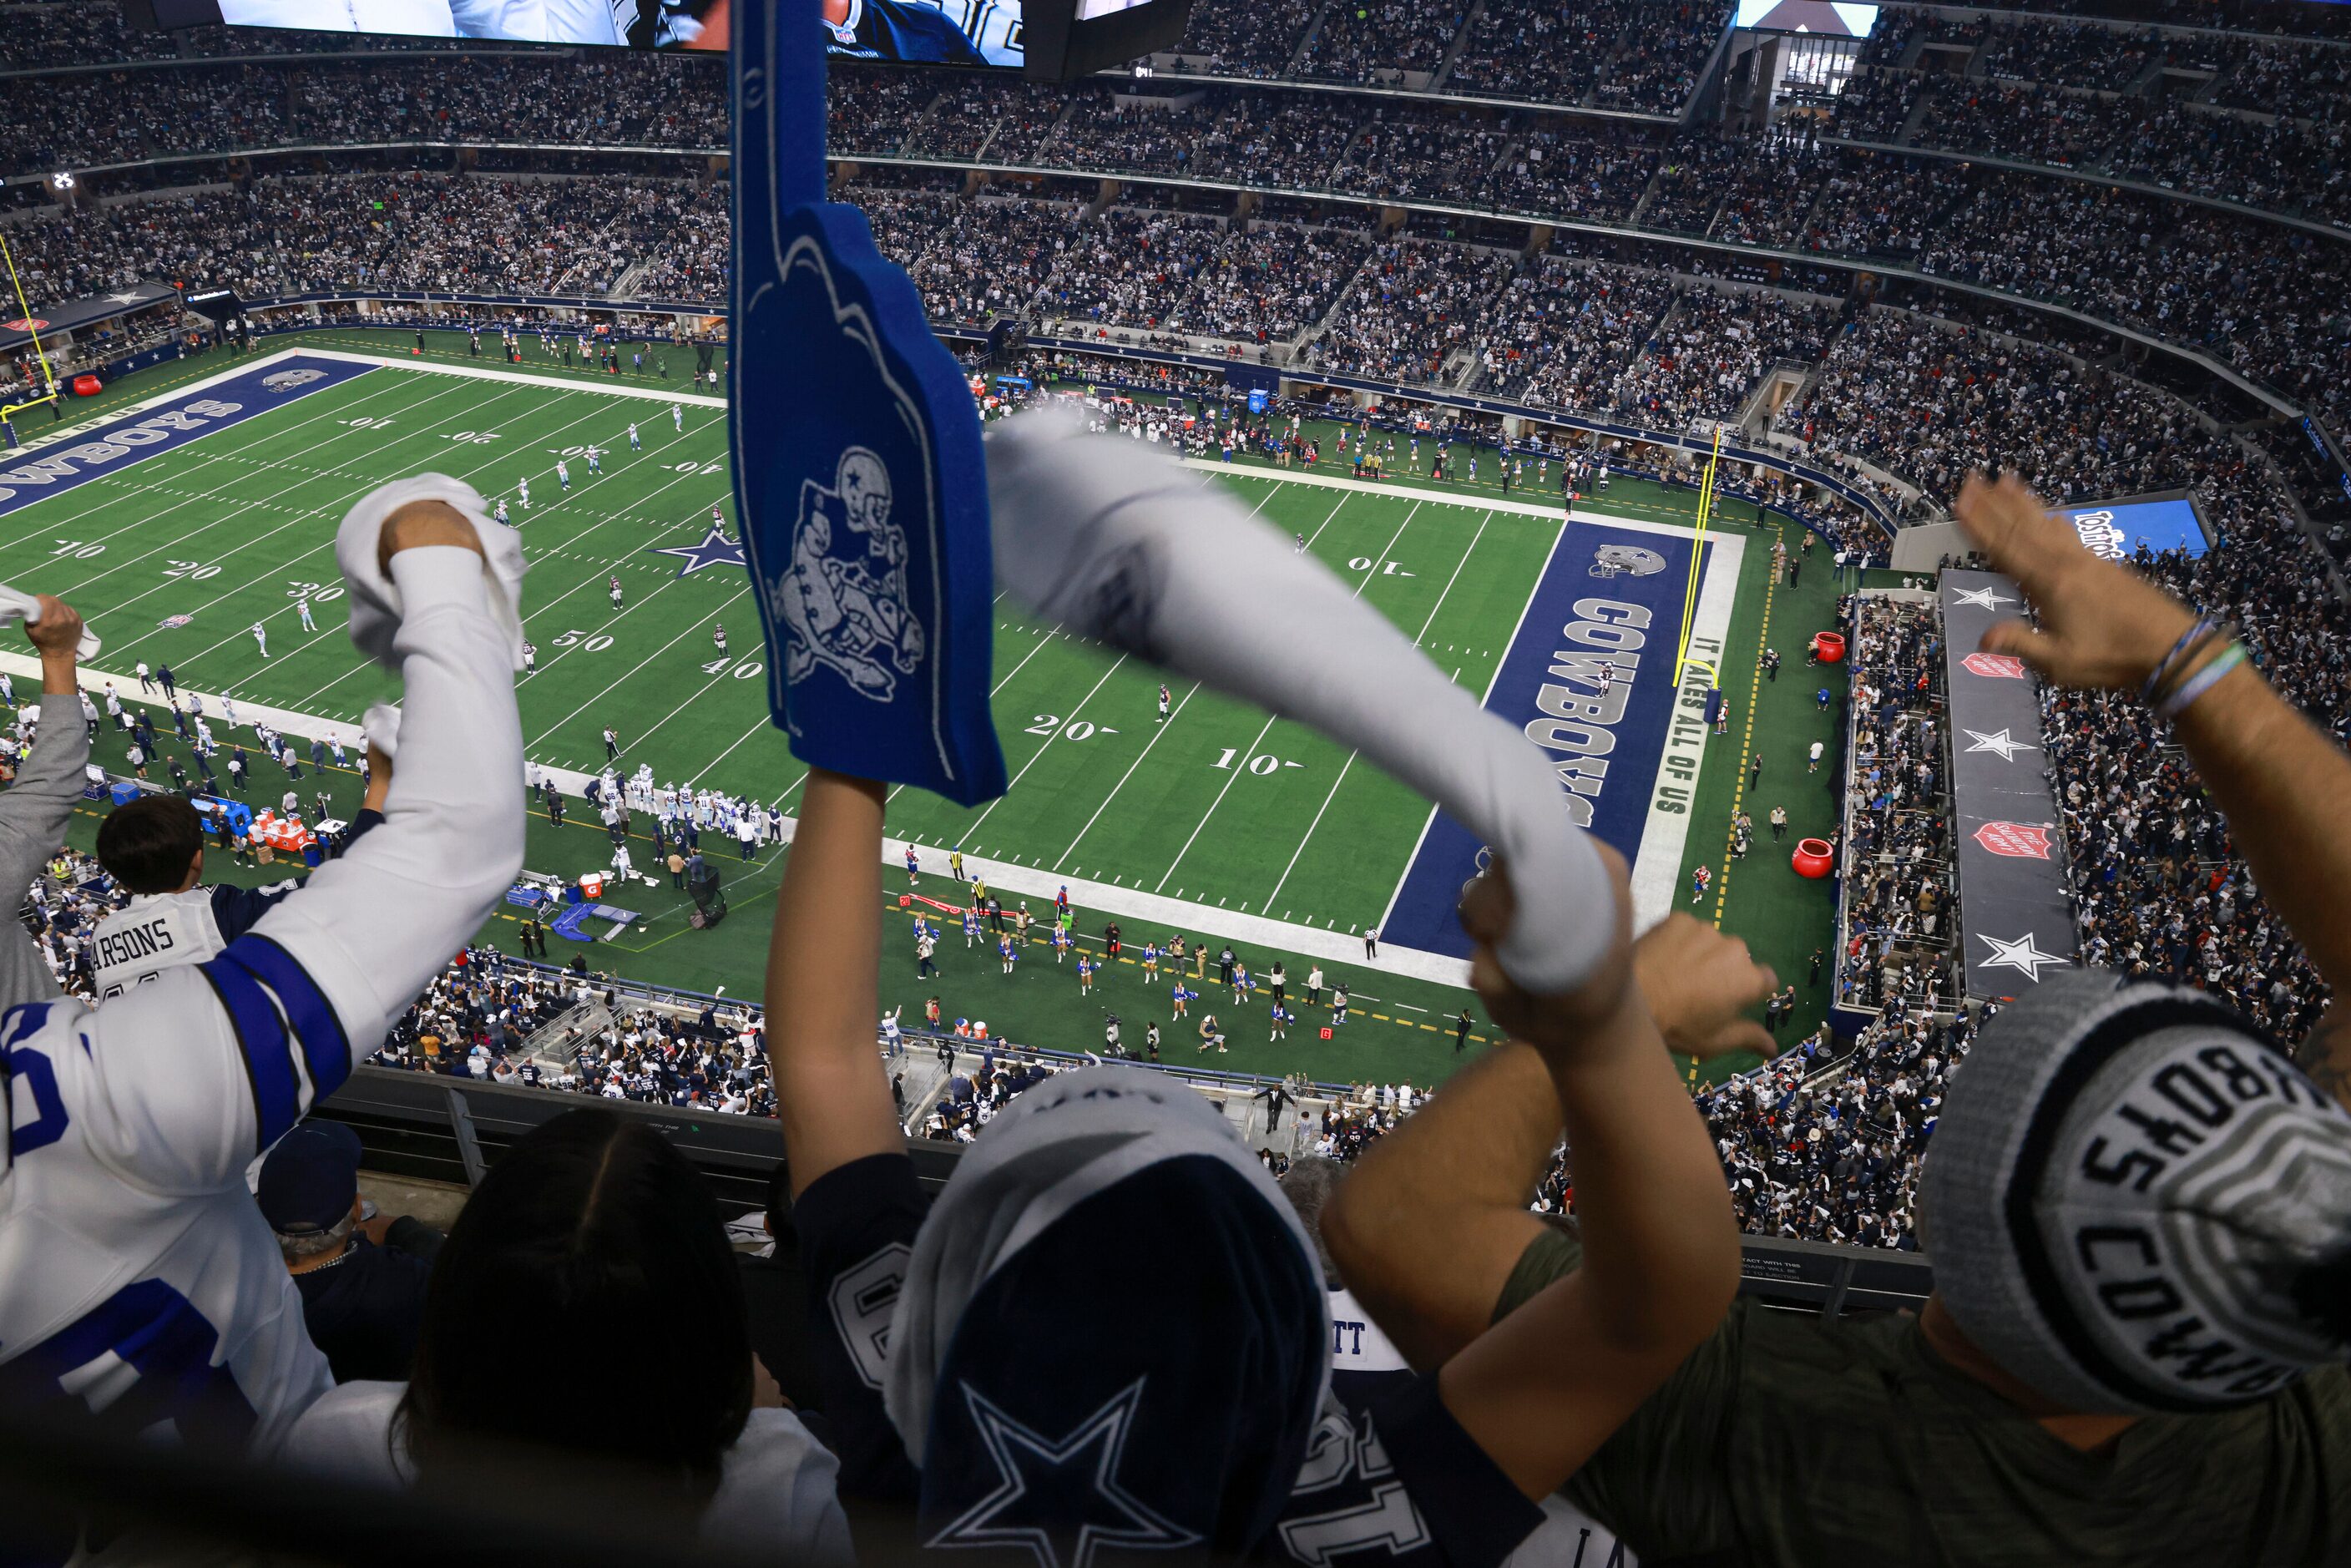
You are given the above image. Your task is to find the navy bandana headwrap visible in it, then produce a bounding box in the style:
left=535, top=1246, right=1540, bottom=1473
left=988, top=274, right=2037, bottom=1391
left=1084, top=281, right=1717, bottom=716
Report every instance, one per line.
left=886, top=1066, right=1331, bottom=1567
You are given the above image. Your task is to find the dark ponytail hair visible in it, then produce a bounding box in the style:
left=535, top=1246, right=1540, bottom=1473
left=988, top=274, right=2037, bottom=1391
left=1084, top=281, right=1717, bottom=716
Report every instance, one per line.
left=398, top=1110, right=753, bottom=1505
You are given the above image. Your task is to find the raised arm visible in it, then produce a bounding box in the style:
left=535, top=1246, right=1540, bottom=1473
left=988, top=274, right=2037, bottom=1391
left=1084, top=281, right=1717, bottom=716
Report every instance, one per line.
left=0, top=597, right=90, bottom=1004
left=72, top=502, right=525, bottom=1188
left=1324, top=910, right=1775, bottom=1370
left=1321, top=851, right=1752, bottom=1499
left=767, top=768, right=903, bottom=1196
left=235, top=504, right=525, bottom=1044
left=1954, top=473, right=2351, bottom=1105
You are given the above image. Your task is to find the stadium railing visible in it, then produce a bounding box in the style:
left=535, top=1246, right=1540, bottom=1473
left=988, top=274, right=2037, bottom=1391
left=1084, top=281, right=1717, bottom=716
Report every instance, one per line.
left=316, top=1060, right=1934, bottom=1313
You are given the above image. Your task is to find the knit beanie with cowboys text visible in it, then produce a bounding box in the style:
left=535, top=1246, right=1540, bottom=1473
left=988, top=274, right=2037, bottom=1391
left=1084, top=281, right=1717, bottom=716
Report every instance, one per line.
left=1921, top=969, right=2351, bottom=1415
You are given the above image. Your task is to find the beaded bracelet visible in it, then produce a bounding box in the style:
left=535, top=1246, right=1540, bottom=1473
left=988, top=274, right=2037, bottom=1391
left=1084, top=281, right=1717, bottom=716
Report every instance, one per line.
left=2138, top=616, right=2218, bottom=706
left=2156, top=643, right=2246, bottom=722
left=2147, top=620, right=2234, bottom=711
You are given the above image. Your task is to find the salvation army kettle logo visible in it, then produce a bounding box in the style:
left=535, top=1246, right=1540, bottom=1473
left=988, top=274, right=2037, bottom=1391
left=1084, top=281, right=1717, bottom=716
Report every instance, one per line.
left=771, top=446, right=923, bottom=700
left=1974, top=822, right=2053, bottom=860
left=1590, top=544, right=1666, bottom=579
left=261, top=368, right=326, bottom=392
left=1961, top=652, right=2028, bottom=680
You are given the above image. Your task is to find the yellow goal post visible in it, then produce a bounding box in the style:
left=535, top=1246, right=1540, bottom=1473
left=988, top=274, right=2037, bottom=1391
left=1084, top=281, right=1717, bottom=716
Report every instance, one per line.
left=0, top=225, right=59, bottom=426
left=1671, top=425, right=1725, bottom=694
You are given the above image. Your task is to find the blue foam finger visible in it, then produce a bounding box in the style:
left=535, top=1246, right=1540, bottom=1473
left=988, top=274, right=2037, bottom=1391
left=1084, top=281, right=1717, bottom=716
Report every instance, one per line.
left=728, top=0, right=1008, bottom=808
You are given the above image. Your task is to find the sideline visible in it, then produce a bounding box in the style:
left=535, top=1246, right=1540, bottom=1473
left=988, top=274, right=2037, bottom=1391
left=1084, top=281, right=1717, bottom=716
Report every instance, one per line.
left=6, top=649, right=1476, bottom=989
left=1630, top=530, right=1746, bottom=928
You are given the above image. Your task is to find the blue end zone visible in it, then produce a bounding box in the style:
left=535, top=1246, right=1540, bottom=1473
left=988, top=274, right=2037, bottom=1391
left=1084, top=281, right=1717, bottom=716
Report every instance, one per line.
left=1381, top=520, right=1709, bottom=960
left=0, top=355, right=375, bottom=518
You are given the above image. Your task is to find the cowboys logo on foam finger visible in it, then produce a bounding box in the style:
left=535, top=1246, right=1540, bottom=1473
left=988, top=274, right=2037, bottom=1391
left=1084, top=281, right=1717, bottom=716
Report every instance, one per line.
left=729, top=0, right=1005, bottom=807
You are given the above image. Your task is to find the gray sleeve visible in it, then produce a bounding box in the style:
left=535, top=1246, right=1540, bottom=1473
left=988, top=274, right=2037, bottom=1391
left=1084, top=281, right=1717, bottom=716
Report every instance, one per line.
left=0, top=691, right=93, bottom=1007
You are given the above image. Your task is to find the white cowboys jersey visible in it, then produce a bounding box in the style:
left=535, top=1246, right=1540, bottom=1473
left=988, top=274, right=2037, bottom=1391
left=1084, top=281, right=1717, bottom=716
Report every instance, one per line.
left=0, top=957, right=341, bottom=1458
left=89, top=888, right=228, bottom=1000
left=0, top=544, right=527, bottom=1476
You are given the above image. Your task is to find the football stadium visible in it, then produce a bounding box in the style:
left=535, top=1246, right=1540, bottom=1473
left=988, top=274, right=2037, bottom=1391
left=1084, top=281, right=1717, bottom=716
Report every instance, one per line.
left=2, top=1, right=2348, bottom=1563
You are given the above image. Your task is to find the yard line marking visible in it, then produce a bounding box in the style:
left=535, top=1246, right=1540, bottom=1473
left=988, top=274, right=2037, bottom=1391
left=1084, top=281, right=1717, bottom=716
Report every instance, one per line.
left=879, top=621, right=1061, bottom=806
left=1301, top=491, right=1348, bottom=550
left=94, top=381, right=633, bottom=662
left=1055, top=681, right=1201, bottom=867
left=286, top=422, right=730, bottom=706
left=1159, top=506, right=1414, bottom=895
left=589, top=600, right=761, bottom=757
left=62, top=377, right=544, bottom=629
left=18, top=372, right=488, bottom=573
left=959, top=652, right=1131, bottom=839
left=0, top=365, right=419, bottom=550
left=1260, top=508, right=1484, bottom=912
left=1376, top=509, right=1570, bottom=940
left=528, top=584, right=752, bottom=749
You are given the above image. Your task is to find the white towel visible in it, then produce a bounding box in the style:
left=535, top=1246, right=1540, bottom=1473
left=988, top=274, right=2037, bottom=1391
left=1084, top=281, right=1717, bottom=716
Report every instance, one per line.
left=0, top=584, right=100, bottom=659
left=335, top=475, right=527, bottom=671
left=361, top=701, right=402, bottom=763
left=988, top=412, right=1611, bottom=994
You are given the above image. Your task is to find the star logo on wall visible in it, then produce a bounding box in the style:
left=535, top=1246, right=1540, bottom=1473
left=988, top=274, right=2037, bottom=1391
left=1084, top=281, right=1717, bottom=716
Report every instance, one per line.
left=929, top=1380, right=1201, bottom=1568
left=1963, top=727, right=2040, bottom=761
left=1978, top=931, right=2066, bottom=983
left=647, top=527, right=745, bottom=578
left=1951, top=585, right=2015, bottom=609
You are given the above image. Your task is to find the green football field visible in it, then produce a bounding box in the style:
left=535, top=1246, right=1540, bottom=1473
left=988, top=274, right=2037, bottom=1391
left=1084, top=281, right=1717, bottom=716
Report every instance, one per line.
left=6, top=346, right=1536, bottom=934
left=12, top=332, right=1855, bottom=1088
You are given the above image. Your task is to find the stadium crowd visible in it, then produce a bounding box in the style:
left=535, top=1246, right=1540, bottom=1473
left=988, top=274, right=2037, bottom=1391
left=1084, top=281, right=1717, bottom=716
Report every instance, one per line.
left=1833, top=594, right=1959, bottom=1014
left=9, top=37, right=2351, bottom=451
left=1694, top=1004, right=1968, bottom=1249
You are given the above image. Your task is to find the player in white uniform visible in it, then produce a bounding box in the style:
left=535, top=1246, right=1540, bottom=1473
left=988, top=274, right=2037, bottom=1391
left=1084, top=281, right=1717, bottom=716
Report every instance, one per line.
left=555, top=458, right=570, bottom=493
left=671, top=402, right=683, bottom=432
left=493, top=498, right=509, bottom=525
left=584, top=445, right=603, bottom=476
left=0, top=508, right=523, bottom=1464
left=628, top=422, right=641, bottom=451
left=251, top=621, right=270, bottom=659
left=517, top=476, right=531, bottom=510
left=296, top=595, right=316, bottom=633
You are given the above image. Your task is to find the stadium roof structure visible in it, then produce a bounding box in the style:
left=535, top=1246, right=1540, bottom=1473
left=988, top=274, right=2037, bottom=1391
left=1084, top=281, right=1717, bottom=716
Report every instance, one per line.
left=0, top=280, right=179, bottom=353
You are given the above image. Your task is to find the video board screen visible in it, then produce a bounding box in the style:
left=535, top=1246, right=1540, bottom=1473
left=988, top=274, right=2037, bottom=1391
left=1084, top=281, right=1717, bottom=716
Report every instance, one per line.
left=1733, top=1, right=1880, bottom=36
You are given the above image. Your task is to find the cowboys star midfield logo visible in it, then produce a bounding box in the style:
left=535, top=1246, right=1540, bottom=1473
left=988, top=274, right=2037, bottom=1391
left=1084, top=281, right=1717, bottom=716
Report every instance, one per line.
left=769, top=447, right=924, bottom=700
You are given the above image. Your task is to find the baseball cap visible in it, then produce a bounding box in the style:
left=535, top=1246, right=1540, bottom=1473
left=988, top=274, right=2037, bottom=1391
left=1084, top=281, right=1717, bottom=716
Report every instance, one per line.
left=1921, top=970, right=2351, bottom=1414
left=255, top=1119, right=365, bottom=1235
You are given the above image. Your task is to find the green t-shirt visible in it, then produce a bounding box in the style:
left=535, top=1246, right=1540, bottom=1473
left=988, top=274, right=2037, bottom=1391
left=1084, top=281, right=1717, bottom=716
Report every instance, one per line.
left=1497, top=1229, right=2351, bottom=1568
